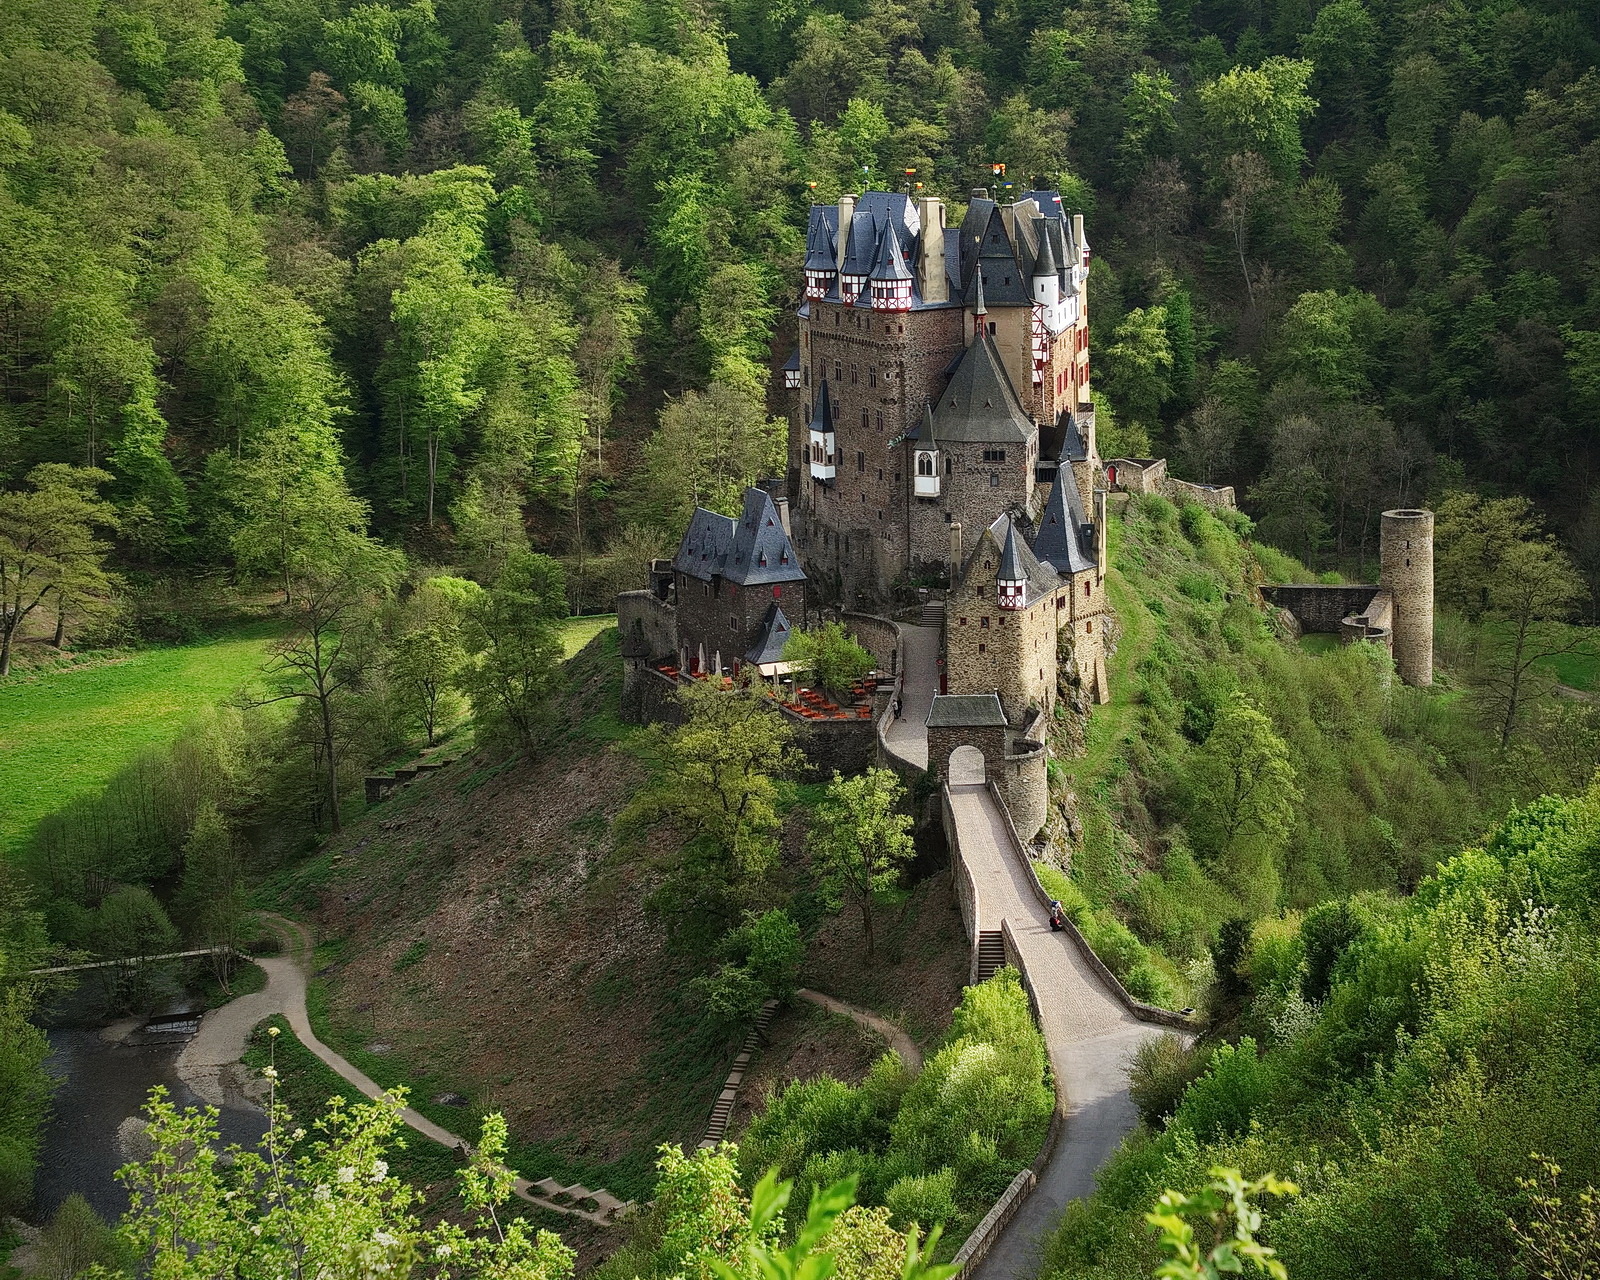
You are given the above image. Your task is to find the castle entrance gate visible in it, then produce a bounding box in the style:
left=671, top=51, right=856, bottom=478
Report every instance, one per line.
left=949, top=744, right=986, bottom=785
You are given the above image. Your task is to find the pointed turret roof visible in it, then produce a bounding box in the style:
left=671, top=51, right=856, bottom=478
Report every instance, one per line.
left=841, top=211, right=878, bottom=277
left=803, top=210, right=836, bottom=272
left=809, top=380, right=836, bottom=434
left=870, top=223, right=912, bottom=281
left=998, top=521, right=1027, bottom=582
left=1032, top=223, right=1057, bottom=277
left=1033, top=476, right=1097, bottom=576
left=930, top=332, right=1032, bottom=443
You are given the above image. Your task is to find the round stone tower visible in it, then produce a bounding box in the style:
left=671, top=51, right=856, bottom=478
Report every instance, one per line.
left=1380, top=508, right=1434, bottom=687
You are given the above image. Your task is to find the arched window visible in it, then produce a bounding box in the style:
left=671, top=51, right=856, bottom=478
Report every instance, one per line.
left=917, top=453, right=935, bottom=476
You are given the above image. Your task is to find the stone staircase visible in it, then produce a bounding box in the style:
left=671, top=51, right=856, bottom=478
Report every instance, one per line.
left=919, top=600, right=945, bottom=627
left=517, top=1175, right=634, bottom=1224
left=699, top=998, right=780, bottom=1149
left=976, top=931, right=1007, bottom=983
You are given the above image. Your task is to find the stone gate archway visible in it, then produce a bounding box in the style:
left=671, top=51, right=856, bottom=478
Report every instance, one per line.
left=948, top=744, right=986, bottom=784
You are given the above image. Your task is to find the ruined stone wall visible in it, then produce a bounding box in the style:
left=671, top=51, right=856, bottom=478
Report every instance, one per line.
left=617, top=590, right=678, bottom=661
left=1103, top=457, right=1166, bottom=494
left=1162, top=477, right=1237, bottom=510
left=1259, top=584, right=1383, bottom=632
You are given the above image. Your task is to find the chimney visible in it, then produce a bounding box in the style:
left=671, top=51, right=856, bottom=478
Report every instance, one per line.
left=1093, top=489, right=1107, bottom=575
left=1072, top=212, right=1088, bottom=264
left=836, top=194, right=857, bottom=273
left=949, top=520, right=964, bottom=574
left=971, top=187, right=988, bottom=200
left=773, top=495, right=792, bottom=537
left=917, top=195, right=948, bottom=304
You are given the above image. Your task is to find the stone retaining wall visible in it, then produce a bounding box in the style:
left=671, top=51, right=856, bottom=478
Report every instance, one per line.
left=842, top=610, right=901, bottom=673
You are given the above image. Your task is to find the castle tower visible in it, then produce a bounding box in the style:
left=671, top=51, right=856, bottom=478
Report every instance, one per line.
left=997, top=523, right=1027, bottom=610
left=1380, top=508, right=1434, bottom=687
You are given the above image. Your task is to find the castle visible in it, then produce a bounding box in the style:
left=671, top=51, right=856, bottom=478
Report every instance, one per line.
left=617, top=191, right=1436, bottom=837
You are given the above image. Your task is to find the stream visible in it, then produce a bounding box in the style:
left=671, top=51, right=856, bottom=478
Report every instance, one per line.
left=36, top=1008, right=268, bottom=1222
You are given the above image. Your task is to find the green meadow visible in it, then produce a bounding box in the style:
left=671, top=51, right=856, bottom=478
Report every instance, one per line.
left=0, top=623, right=282, bottom=855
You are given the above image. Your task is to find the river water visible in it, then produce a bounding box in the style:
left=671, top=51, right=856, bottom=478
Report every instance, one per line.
left=36, top=1023, right=268, bottom=1222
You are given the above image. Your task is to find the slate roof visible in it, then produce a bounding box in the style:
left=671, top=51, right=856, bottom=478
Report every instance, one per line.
left=929, top=333, right=1034, bottom=443
left=810, top=380, right=836, bottom=434
left=673, top=488, right=806, bottom=586
left=870, top=223, right=912, bottom=281
left=998, top=521, right=1027, bottom=582
left=1032, top=476, right=1097, bottom=576
left=803, top=212, right=837, bottom=272
left=926, top=693, right=1008, bottom=728
left=1057, top=412, right=1089, bottom=463
left=745, top=603, right=793, bottom=666
left=782, top=347, right=800, bottom=373
left=982, top=512, right=1060, bottom=605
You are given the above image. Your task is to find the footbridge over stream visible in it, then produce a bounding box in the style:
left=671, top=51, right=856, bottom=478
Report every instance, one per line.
left=873, top=615, right=1193, bottom=1280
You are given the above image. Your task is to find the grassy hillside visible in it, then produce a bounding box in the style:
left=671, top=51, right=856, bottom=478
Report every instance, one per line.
left=267, top=628, right=969, bottom=1204
left=1050, top=495, right=1591, bottom=1008
left=0, top=622, right=283, bottom=855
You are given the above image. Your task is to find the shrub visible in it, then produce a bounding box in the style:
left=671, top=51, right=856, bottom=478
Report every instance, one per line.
left=884, top=1168, right=958, bottom=1230
left=1128, top=1034, right=1213, bottom=1127
left=1172, top=1038, right=1272, bottom=1142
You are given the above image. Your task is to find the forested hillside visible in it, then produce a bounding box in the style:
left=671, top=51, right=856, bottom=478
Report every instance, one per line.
left=3, top=0, right=1599, bottom=608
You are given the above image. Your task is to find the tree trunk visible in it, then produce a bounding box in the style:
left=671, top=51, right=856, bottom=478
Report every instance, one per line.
left=0, top=621, right=12, bottom=676
left=319, top=689, right=342, bottom=834
left=861, top=896, right=875, bottom=957
left=53, top=597, right=66, bottom=647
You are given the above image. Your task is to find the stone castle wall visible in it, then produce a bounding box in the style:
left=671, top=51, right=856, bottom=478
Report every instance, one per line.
left=617, top=590, right=678, bottom=660
left=1260, top=584, right=1382, bottom=632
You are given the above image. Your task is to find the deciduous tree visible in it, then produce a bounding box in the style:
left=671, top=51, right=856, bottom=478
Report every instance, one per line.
left=807, top=768, right=915, bottom=956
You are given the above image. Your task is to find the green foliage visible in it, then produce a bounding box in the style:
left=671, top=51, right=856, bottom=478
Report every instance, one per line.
left=457, top=552, right=567, bottom=754
left=1146, top=1168, right=1299, bottom=1280
left=625, top=679, right=801, bottom=950
left=740, top=972, right=1051, bottom=1238
left=0, top=864, right=49, bottom=1217
left=117, top=1082, right=576, bottom=1280
left=784, top=624, right=875, bottom=697
left=806, top=769, right=915, bottom=956
left=693, top=909, right=803, bottom=1026
left=1042, top=786, right=1600, bottom=1280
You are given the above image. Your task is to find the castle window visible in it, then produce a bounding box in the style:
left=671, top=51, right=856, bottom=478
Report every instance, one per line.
left=834, top=312, right=840, bottom=326
left=945, top=457, right=952, bottom=475
left=851, top=365, right=859, bottom=384
left=877, top=468, right=883, bottom=481
left=876, top=410, right=884, bottom=430
left=959, top=617, right=967, bottom=626
left=988, top=322, right=996, bottom=335
left=982, top=449, right=1007, bottom=462
left=857, top=450, right=865, bottom=472
left=980, top=617, right=989, bottom=629
left=1084, top=581, right=1090, bottom=596
left=1086, top=621, right=1093, bottom=633
left=730, top=615, right=737, bottom=629
left=979, top=643, right=986, bottom=653
left=869, top=368, right=878, bottom=387
left=862, top=409, right=869, bottom=429
left=835, top=362, right=842, bottom=381
left=1057, top=597, right=1064, bottom=610
left=990, top=473, right=1000, bottom=487
left=773, top=586, right=781, bottom=598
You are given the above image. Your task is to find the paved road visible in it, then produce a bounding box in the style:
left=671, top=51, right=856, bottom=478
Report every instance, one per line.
left=797, top=988, right=924, bottom=1070
left=886, top=621, right=1172, bottom=1280
left=948, top=785, right=1168, bottom=1280
left=178, top=916, right=631, bottom=1226
left=882, top=623, right=940, bottom=771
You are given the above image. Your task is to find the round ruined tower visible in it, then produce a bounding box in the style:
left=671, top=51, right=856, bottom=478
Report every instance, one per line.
left=1380, top=508, right=1434, bottom=687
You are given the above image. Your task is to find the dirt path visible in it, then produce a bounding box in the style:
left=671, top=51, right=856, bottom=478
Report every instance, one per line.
left=178, top=915, right=633, bottom=1226
left=795, top=989, right=923, bottom=1070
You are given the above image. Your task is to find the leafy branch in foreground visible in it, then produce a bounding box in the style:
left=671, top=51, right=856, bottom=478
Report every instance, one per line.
left=1146, top=1167, right=1299, bottom=1280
